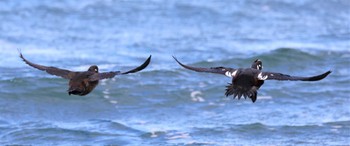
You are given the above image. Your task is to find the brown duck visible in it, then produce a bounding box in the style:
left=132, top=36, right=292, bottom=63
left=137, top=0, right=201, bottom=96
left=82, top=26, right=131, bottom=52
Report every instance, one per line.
left=173, top=57, right=331, bottom=103
left=20, top=52, right=151, bottom=96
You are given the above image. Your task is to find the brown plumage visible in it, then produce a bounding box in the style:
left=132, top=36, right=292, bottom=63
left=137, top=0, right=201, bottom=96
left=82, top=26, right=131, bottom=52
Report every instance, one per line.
left=173, top=57, right=331, bottom=103
left=19, top=51, right=151, bottom=96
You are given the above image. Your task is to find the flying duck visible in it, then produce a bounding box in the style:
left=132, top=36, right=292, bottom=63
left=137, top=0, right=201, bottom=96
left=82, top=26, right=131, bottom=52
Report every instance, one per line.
left=173, top=57, right=331, bottom=103
left=19, top=51, right=151, bottom=96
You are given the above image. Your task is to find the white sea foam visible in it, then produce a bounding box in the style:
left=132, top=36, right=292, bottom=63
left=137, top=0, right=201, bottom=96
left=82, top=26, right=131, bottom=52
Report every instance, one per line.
left=258, top=96, right=273, bottom=100
left=190, top=91, right=205, bottom=102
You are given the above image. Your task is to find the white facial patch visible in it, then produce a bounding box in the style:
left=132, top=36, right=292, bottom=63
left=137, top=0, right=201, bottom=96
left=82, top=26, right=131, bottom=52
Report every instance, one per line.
left=225, top=70, right=237, bottom=78
left=95, top=68, right=98, bottom=72
left=257, top=72, right=268, bottom=80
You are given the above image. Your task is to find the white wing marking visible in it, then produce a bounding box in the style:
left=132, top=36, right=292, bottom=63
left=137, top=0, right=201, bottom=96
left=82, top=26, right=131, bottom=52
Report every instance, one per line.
left=257, top=72, right=268, bottom=80
left=225, top=70, right=237, bottom=78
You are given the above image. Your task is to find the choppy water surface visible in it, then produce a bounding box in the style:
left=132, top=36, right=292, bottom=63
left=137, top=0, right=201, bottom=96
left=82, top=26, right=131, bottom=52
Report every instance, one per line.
left=0, top=0, right=349, bottom=145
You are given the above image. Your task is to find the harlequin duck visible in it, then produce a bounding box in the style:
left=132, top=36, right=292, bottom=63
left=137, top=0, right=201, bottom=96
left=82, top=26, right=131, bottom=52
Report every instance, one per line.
left=19, top=51, right=151, bottom=96
left=173, top=57, right=331, bottom=103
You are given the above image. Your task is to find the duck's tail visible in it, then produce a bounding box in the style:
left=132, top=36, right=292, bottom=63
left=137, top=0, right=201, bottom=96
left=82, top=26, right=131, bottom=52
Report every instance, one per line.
left=225, top=83, right=258, bottom=103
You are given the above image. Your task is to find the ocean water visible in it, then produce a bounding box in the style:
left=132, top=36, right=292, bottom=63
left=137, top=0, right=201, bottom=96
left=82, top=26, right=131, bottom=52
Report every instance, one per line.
left=0, top=0, right=349, bottom=145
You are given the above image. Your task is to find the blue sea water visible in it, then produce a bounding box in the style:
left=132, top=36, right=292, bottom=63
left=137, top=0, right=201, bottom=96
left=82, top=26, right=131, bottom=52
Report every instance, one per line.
left=0, top=0, right=349, bottom=145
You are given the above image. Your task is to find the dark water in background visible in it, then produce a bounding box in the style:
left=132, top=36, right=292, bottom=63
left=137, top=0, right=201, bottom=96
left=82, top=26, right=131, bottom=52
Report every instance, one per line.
left=0, top=0, right=349, bottom=145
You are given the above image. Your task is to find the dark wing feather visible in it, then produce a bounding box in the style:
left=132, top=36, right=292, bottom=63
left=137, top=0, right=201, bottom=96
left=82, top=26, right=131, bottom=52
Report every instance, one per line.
left=19, top=52, right=75, bottom=79
left=121, top=55, right=151, bottom=75
left=89, top=55, right=151, bottom=81
left=173, top=56, right=236, bottom=76
left=89, top=71, right=122, bottom=81
left=262, top=71, right=331, bottom=81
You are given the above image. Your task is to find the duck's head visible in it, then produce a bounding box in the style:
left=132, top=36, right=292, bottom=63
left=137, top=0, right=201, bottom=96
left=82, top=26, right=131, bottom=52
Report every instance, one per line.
left=251, top=59, right=263, bottom=70
left=88, top=65, right=99, bottom=73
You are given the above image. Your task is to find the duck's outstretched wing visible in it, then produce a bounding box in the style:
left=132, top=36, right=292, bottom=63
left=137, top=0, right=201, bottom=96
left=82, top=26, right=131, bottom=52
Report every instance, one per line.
left=89, top=55, right=151, bottom=81
left=19, top=51, right=75, bottom=79
left=261, top=71, right=331, bottom=81
left=121, top=55, right=152, bottom=75
left=173, top=56, right=237, bottom=77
